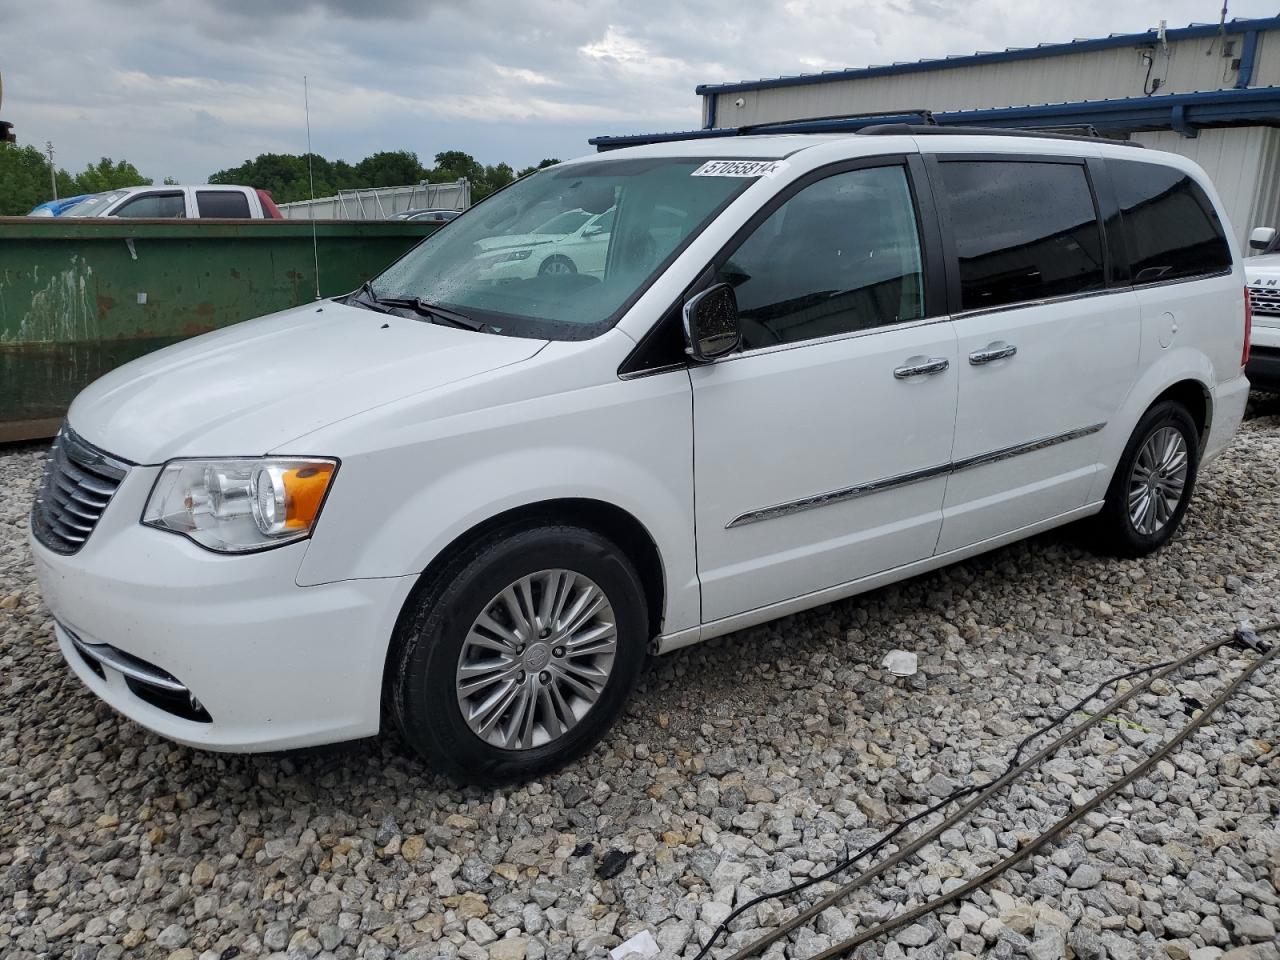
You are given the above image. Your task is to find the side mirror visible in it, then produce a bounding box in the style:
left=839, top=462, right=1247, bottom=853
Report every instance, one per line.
left=1250, top=226, right=1276, bottom=251
left=683, top=283, right=741, bottom=363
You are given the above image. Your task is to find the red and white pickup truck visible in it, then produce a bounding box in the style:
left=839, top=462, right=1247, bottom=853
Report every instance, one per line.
left=60, top=184, right=283, bottom=219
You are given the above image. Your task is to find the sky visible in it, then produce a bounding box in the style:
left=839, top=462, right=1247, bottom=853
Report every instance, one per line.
left=2, top=0, right=1278, bottom=184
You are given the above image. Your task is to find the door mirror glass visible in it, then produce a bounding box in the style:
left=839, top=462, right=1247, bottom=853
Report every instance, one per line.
left=1250, top=226, right=1276, bottom=251
left=683, top=283, right=741, bottom=362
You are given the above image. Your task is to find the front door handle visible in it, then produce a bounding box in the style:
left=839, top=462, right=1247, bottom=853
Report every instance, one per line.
left=893, top=356, right=950, bottom=379
left=969, top=342, right=1017, bottom=365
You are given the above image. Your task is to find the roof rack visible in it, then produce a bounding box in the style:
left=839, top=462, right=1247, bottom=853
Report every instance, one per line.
left=858, top=123, right=1145, bottom=147
left=737, top=108, right=936, bottom=134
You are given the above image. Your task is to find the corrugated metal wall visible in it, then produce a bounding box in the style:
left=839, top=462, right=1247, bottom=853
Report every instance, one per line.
left=1132, top=127, right=1280, bottom=251
left=710, top=33, right=1256, bottom=129
left=278, top=180, right=470, bottom=220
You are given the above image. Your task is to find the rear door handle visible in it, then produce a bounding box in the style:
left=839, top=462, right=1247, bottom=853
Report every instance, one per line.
left=893, top=356, right=950, bottom=379
left=969, top=342, right=1017, bottom=365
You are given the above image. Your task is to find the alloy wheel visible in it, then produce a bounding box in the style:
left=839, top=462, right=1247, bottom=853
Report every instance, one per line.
left=1127, top=425, right=1189, bottom=536
left=455, top=569, right=617, bottom=750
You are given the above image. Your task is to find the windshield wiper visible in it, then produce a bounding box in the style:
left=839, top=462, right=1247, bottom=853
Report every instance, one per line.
left=378, top=296, right=488, bottom=331
left=350, top=283, right=486, bottom=331
left=350, top=280, right=393, bottom=313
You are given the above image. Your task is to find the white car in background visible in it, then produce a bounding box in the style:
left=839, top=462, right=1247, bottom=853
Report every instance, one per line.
left=1245, top=225, right=1280, bottom=389
left=475, top=207, right=615, bottom=280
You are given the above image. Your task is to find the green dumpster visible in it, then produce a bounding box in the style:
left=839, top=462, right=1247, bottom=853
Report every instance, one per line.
left=0, top=217, right=439, bottom=442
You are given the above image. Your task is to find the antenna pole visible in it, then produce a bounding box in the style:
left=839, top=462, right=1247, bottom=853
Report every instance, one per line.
left=304, top=75, right=321, bottom=301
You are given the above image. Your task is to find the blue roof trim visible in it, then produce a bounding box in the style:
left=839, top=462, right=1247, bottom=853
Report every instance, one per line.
left=588, top=87, right=1280, bottom=150
left=695, top=17, right=1280, bottom=96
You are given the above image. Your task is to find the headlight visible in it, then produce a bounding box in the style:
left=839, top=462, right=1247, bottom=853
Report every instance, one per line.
left=489, top=249, right=532, bottom=263
left=142, top=458, right=338, bottom=553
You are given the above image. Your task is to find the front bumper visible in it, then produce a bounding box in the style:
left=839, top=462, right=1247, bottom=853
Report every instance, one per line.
left=1246, top=346, right=1280, bottom=391
left=31, top=461, right=417, bottom=752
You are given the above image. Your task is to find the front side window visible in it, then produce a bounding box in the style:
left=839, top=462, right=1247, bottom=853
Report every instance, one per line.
left=938, top=160, right=1104, bottom=311
left=196, top=190, right=251, bottom=218
left=716, top=164, right=925, bottom=351
left=1109, top=160, right=1232, bottom=284
left=113, top=192, right=187, bottom=219
left=371, top=158, right=756, bottom=340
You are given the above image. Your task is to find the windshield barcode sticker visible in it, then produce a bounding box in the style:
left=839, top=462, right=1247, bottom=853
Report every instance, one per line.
left=691, top=160, right=787, bottom=178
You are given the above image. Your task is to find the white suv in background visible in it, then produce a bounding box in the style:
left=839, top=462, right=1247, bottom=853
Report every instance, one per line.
left=30, top=128, right=1249, bottom=783
left=1244, top=225, right=1280, bottom=389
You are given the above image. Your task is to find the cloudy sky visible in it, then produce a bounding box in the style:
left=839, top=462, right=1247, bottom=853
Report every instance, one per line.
left=2, top=0, right=1277, bottom=183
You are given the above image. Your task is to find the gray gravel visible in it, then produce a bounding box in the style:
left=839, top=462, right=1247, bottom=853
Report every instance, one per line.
left=2, top=406, right=1279, bottom=960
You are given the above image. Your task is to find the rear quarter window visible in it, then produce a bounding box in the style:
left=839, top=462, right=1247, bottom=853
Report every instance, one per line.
left=196, top=190, right=252, bottom=218
left=1108, top=160, right=1232, bottom=285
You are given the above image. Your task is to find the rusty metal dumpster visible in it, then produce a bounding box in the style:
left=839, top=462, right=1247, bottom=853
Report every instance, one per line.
left=0, top=217, right=439, bottom=442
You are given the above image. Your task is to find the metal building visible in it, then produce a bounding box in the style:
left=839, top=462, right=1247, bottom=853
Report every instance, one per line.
left=591, top=17, right=1280, bottom=249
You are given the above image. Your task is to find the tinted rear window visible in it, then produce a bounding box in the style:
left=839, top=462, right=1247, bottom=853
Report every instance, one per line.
left=1108, top=160, right=1231, bottom=284
left=938, top=160, right=1104, bottom=312
left=196, top=190, right=252, bottom=218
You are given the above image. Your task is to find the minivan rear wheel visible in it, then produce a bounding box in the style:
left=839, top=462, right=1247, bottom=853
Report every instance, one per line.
left=389, top=523, right=648, bottom=784
left=1093, top=401, right=1199, bottom=557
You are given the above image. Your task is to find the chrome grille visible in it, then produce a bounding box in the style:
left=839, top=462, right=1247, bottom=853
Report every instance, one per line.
left=1248, top=285, right=1280, bottom=316
left=31, top=427, right=131, bottom=555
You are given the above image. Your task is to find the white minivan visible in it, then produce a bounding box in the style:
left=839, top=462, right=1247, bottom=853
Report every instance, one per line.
left=30, top=128, right=1250, bottom=783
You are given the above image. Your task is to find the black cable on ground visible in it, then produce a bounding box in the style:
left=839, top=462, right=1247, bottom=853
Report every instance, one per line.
left=693, top=624, right=1272, bottom=960
left=804, top=634, right=1279, bottom=960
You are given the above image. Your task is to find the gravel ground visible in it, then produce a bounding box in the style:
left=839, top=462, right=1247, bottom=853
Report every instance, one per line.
left=1, top=406, right=1278, bottom=960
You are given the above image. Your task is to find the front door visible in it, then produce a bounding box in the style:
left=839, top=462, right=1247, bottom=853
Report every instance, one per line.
left=927, top=156, right=1142, bottom=553
left=690, top=160, right=959, bottom=623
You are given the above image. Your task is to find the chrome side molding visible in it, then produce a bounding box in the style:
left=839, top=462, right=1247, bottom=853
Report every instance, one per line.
left=726, top=422, right=1106, bottom=528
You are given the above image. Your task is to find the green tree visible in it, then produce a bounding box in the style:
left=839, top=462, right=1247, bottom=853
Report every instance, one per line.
left=72, top=157, right=150, bottom=194
left=354, top=150, right=424, bottom=188
left=517, top=158, right=561, bottom=178
left=0, top=142, right=56, bottom=214
left=207, top=149, right=559, bottom=207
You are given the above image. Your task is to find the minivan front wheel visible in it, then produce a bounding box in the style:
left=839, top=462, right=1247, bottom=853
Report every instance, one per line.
left=389, top=524, right=648, bottom=784
left=1094, top=401, right=1199, bottom=556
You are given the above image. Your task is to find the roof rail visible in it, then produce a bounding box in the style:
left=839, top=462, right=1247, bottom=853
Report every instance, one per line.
left=738, top=108, right=936, bottom=134
left=858, top=123, right=1145, bottom=147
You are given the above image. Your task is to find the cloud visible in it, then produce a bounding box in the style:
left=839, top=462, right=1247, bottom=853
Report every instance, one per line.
left=3, top=0, right=1278, bottom=183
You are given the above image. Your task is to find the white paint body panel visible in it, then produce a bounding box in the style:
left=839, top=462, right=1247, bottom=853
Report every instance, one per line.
left=690, top=321, right=957, bottom=621
left=30, top=133, right=1247, bottom=751
left=938, top=291, right=1141, bottom=552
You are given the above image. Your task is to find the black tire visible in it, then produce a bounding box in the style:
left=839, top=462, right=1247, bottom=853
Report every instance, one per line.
left=537, top=254, right=577, bottom=276
left=389, top=523, right=648, bottom=785
left=1092, top=400, right=1199, bottom=557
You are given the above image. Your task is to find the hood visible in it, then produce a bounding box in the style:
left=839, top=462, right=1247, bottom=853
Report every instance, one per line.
left=474, top=234, right=558, bottom=253
left=68, top=300, right=546, bottom=463
left=1245, top=252, right=1280, bottom=280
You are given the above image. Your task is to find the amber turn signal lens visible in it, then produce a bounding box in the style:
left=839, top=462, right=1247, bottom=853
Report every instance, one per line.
left=283, top=463, right=335, bottom=529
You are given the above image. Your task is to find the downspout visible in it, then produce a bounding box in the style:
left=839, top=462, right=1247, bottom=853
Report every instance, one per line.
left=1171, top=103, right=1198, bottom=138
left=1235, top=30, right=1259, bottom=89
left=703, top=94, right=717, bottom=130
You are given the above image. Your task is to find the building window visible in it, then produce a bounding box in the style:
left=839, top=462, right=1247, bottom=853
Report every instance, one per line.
left=938, top=160, right=1105, bottom=311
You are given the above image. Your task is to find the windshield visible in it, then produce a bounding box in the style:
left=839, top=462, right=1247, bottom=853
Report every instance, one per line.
left=62, top=191, right=129, bottom=217
left=368, top=157, right=758, bottom=340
